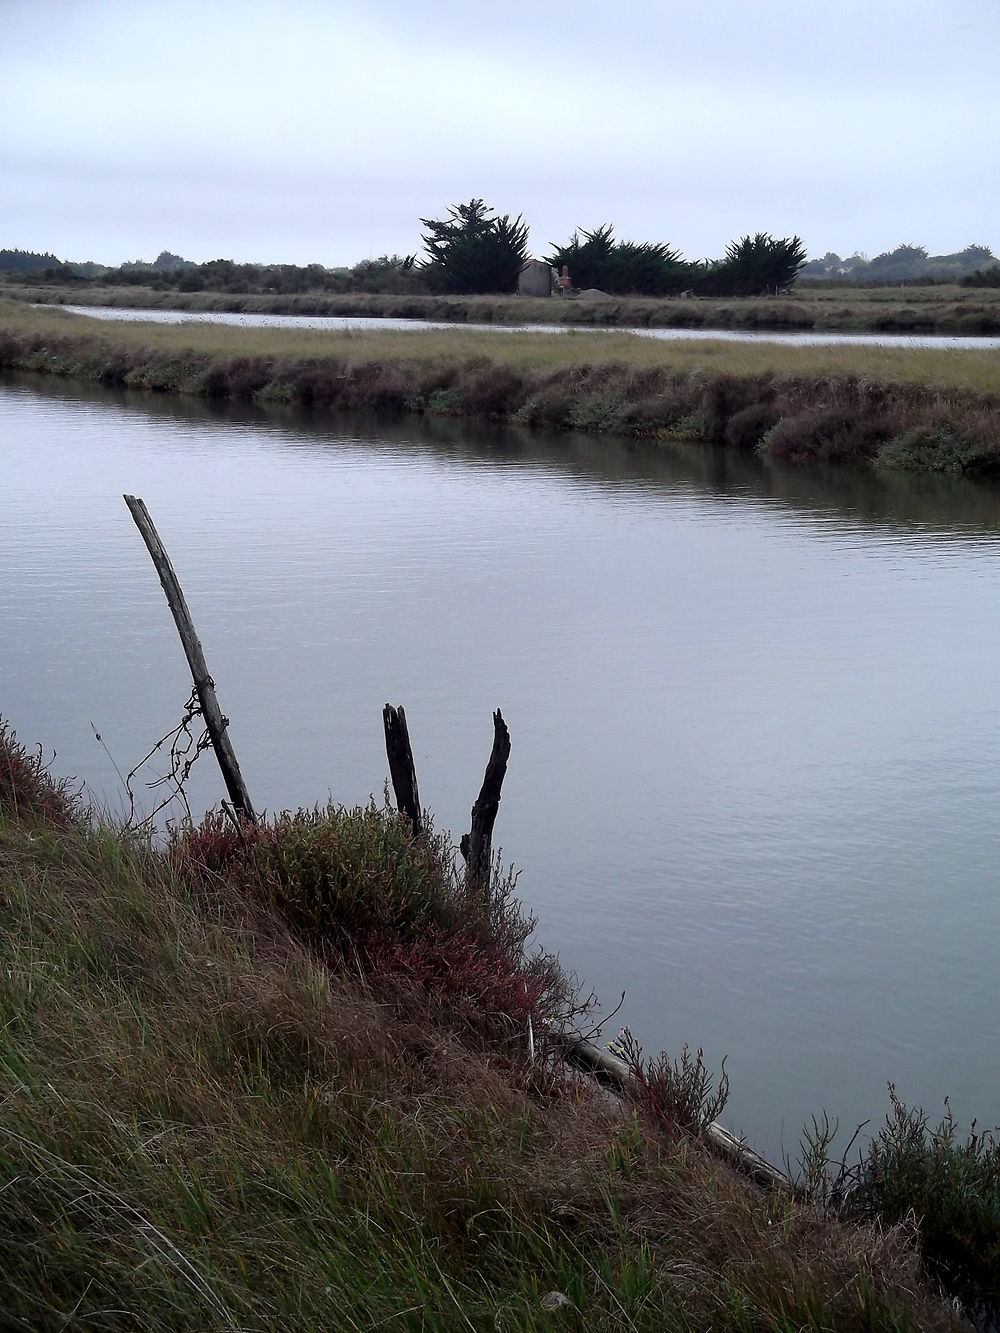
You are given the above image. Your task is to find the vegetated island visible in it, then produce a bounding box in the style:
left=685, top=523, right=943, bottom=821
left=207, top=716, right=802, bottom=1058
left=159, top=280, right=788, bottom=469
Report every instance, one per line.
left=3, top=717, right=998, bottom=1331
left=3, top=297, right=1000, bottom=479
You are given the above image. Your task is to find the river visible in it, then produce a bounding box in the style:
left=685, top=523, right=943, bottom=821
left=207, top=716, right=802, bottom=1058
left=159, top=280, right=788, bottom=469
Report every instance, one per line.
left=4, top=370, right=1000, bottom=1160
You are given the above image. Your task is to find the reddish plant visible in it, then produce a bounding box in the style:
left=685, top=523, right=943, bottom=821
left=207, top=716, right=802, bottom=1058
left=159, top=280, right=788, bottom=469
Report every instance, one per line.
left=0, top=721, right=79, bottom=826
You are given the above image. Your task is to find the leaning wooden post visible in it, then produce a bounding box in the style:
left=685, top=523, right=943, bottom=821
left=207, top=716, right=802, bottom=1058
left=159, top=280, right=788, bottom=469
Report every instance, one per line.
left=460, top=709, right=510, bottom=889
left=383, top=704, right=421, bottom=838
left=123, top=494, right=257, bottom=824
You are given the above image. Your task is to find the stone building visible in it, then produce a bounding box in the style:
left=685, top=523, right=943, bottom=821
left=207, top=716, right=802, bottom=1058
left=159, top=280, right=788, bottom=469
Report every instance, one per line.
left=517, top=258, right=556, bottom=296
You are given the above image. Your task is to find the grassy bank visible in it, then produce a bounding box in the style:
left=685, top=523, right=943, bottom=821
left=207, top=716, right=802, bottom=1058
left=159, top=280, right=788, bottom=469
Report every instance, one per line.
left=0, top=721, right=977, bottom=1330
left=3, top=299, right=1000, bottom=478
left=8, top=279, right=1000, bottom=336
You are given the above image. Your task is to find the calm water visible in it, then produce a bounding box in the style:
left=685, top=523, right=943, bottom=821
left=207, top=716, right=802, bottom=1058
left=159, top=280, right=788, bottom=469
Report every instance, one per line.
left=62, top=302, right=1000, bottom=350
left=4, top=372, right=1000, bottom=1159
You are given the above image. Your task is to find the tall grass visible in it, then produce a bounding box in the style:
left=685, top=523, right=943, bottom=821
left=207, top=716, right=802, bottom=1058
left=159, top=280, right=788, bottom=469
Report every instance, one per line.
left=0, top=720, right=964, bottom=1330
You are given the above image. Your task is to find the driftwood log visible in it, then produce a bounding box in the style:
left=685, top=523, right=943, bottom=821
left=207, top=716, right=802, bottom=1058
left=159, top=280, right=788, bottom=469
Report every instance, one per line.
left=383, top=704, right=421, bottom=837
left=460, top=709, right=510, bottom=887
left=123, top=494, right=257, bottom=825
left=558, top=1032, right=804, bottom=1199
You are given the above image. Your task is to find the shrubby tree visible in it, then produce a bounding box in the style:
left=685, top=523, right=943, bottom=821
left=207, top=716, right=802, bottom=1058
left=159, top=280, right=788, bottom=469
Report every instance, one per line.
left=701, top=233, right=807, bottom=296
left=419, top=198, right=529, bottom=294
left=548, top=224, right=683, bottom=295
left=350, top=254, right=425, bottom=295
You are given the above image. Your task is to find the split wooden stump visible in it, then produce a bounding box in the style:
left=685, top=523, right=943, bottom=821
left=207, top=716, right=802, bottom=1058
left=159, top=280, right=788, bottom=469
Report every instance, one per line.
left=383, top=703, right=510, bottom=890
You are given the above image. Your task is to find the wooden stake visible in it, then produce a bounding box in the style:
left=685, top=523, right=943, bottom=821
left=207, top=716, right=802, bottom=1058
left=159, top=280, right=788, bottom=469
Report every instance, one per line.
left=383, top=704, right=421, bottom=837
left=460, top=709, right=510, bottom=888
left=123, top=494, right=257, bottom=825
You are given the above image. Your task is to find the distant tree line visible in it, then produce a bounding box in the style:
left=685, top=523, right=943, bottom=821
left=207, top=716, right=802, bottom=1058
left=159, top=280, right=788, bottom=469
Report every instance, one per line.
left=417, top=203, right=806, bottom=297
left=0, top=217, right=809, bottom=299
left=801, top=242, right=999, bottom=286
left=11, top=211, right=997, bottom=298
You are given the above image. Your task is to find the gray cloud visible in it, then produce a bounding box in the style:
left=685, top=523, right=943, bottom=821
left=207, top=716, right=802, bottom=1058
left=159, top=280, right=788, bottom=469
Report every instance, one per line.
left=3, top=0, right=998, bottom=265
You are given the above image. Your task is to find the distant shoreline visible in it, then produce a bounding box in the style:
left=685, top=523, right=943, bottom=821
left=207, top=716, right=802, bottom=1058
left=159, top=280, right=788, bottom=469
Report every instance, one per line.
left=4, top=297, right=1000, bottom=479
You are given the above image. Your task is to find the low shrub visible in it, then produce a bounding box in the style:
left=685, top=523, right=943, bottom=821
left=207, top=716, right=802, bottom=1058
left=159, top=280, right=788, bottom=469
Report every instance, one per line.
left=197, top=364, right=231, bottom=398
left=170, top=803, right=568, bottom=1046
left=955, top=311, right=1000, bottom=335
left=762, top=407, right=888, bottom=464
left=608, top=1026, right=730, bottom=1137
left=700, top=373, right=774, bottom=444
left=879, top=425, right=979, bottom=473
left=513, top=382, right=577, bottom=429
left=426, top=385, right=463, bottom=414
left=842, top=1088, right=1000, bottom=1324
left=878, top=424, right=1000, bottom=477
left=455, top=363, right=525, bottom=418
left=223, top=355, right=276, bottom=399
left=724, top=401, right=782, bottom=449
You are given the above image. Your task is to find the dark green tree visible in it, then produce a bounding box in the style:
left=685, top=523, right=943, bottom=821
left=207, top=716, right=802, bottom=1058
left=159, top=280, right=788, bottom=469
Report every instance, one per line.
left=547, top=225, right=684, bottom=294
left=547, top=224, right=616, bottom=290
left=419, top=198, right=529, bottom=294
left=700, top=233, right=807, bottom=295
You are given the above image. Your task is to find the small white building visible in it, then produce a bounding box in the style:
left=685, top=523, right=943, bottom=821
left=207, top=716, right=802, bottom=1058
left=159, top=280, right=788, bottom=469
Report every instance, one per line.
left=517, top=258, right=556, bottom=296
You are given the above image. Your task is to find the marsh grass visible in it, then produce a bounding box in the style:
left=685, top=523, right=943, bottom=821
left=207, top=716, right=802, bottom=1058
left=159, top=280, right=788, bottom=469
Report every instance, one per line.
left=0, top=721, right=964, bottom=1330
left=5, top=296, right=1000, bottom=393
left=8, top=277, right=1000, bottom=336
left=5, top=298, right=999, bottom=477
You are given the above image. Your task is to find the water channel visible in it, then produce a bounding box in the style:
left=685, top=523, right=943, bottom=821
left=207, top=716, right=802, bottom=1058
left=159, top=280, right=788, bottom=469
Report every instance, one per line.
left=4, top=370, right=1000, bottom=1160
left=62, top=302, right=1000, bottom=350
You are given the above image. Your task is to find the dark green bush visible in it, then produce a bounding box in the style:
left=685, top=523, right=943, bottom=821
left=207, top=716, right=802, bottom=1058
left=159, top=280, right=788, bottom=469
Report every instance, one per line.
left=878, top=425, right=1000, bottom=477
left=696, top=234, right=807, bottom=297
left=843, top=1088, right=1000, bottom=1324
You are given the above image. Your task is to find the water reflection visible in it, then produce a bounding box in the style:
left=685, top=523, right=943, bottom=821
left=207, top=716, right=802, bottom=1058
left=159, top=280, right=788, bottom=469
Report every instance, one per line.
left=12, top=367, right=1000, bottom=536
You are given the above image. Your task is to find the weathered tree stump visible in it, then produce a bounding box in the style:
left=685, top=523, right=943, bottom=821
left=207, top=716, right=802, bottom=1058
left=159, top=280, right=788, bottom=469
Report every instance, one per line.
left=383, top=704, right=421, bottom=837
left=460, top=709, right=510, bottom=888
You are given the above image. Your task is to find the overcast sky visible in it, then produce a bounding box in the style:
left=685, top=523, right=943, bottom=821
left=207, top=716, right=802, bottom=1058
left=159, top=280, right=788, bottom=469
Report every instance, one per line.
left=3, top=0, right=998, bottom=268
